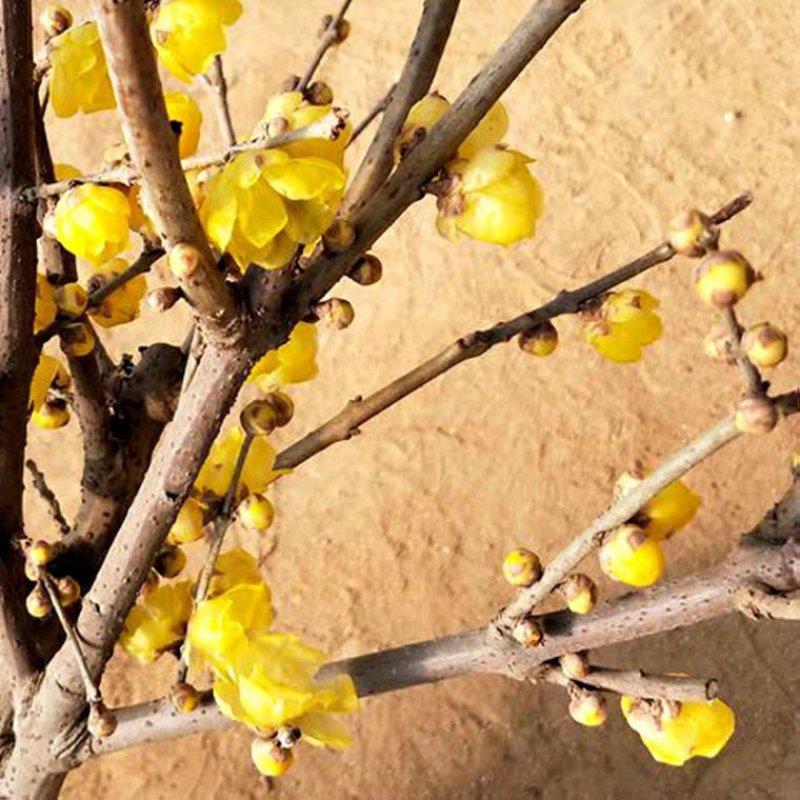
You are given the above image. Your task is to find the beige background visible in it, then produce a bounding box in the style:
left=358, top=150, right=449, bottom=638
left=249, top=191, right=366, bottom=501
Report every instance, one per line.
left=26, top=0, right=800, bottom=797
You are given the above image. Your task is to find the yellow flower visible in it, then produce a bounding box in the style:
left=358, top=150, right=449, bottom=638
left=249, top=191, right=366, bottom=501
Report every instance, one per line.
left=29, top=354, right=64, bottom=412
left=213, top=633, right=358, bottom=747
left=621, top=697, right=735, bottom=766
left=436, top=145, right=544, bottom=246
left=583, top=289, right=662, bottom=363
left=49, top=22, right=115, bottom=117
left=55, top=185, right=131, bottom=266
left=200, top=150, right=345, bottom=270
left=261, top=91, right=351, bottom=167
left=640, top=479, right=701, bottom=541
left=599, top=524, right=664, bottom=587
left=35, top=274, right=57, bottom=334
left=119, top=581, right=194, bottom=664
left=195, top=426, right=278, bottom=501
left=151, top=0, right=242, bottom=83
left=164, top=91, right=203, bottom=158
left=87, top=258, right=147, bottom=327
left=167, top=497, right=207, bottom=545
left=247, top=322, right=318, bottom=389
left=208, top=547, right=263, bottom=596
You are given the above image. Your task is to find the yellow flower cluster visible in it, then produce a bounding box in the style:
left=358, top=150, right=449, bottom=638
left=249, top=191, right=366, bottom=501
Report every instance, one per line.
left=87, top=259, right=147, bottom=328
left=247, top=322, right=318, bottom=390
left=119, top=581, right=194, bottom=664
left=151, top=0, right=242, bottom=83
left=583, top=289, right=662, bottom=363
left=398, top=95, right=543, bottom=246
left=185, top=549, right=358, bottom=769
left=200, top=149, right=345, bottom=271
left=621, top=696, right=735, bottom=766
left=49, top=21, right=116, bottom=118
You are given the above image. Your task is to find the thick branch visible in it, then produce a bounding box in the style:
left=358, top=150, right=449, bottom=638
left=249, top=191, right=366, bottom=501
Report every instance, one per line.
left=342, top=0, right=461, bottom=213
left=91, top=0, right=238, bottom=343
left=276, top=193, right=752, bottom=470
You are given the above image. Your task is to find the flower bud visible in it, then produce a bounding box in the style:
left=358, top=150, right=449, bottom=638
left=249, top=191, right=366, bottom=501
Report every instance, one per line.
left=251, top=737, right=294, bottom=777
left=154, top=545, right=187, bottom=579
left=32, top=398, right=70, bottom=430
left=734, top=394, right=777, bottom=435
left=568, top=690, right=608, bottom=727
left=693, top=250, right=756, bottom=307
left=501, top=548, right=543, bottom=587
left=599, top=524, right=664, bottom=588
left=702, top=325, right=737, bottom=364
left=29, top=539, right=57, bottom=567
left=54, top=283, right=88, bottom=317
left=305, top=80, right=334, bottom=106
left=559, top=573, right=597, bottom=615
left=667, top=209, right=716, bottom=257
left=560, top=652, right=591, bottom=681
left=263, top=390, right=294, bottom=427
left=145, top=286, right=183, bottom=313
left=321, top=13, right=351, bottom=43
left=56, top=576, right=81, bottom=608
left=314, top=297, right=355, bottom=330
left=321, top=219, right=356, bottom=253
left=348, top=254, right=383, bottom=286
left=240, top=399, right=279, bottom=436
left=168, top=243, right=202, bottom=279
left=170, top=681, right=200, bottom=714
left=88, top=701, right=118, bottom=739
left=238, top=494, right=275, bottom=533
left=280, top=75, right=301, bottom=92
left=26, top=583, right=52, bottom=618
left=518, top=321, right=559, bottom=357
left=60, top=322, right=95, bottom=357
left=512, top=616, right=544, bottom=648
left=741, top=322, right=788, bottom=369
left=40, top=4, right=73, bottom=39
left=24, top=559, right=39, bottom=582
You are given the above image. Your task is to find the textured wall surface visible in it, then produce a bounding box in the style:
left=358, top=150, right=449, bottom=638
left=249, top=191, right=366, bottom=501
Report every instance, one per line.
left=26, top=0, right=800, bottom=797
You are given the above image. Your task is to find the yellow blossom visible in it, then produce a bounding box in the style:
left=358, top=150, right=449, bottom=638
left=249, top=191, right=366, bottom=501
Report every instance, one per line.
left=599, top=524, right=664, bottom=588
left=151, top=0, right=242, bottom=83
left=164, top=91, right=203, bottom=158
left=167, top=497, right=207, bottom=545
left=35, top=274, right=57, bottom=334
left=621, top=696, right=735, bottom=766
left=208, top=548, right=263, bottom=596
left=583, top=289, right=662, bottom=363
left=195, top=426, right=278, bottom=501
left=49, top=22, right=115, bottom=117
left=247, top=322, right=318, bottom=389
left=87, top=259, right=147, bottom=327
left=436, top=145, right=544, bottom=246
left=55, top=185, right=131, bottom=266
left=119, top=581, right=194, bottom=664
left=641, top=479, right=701, bottom=541
left=200, top=150, right=345, bottom=270
left=29, top=354, right=63, bottom=412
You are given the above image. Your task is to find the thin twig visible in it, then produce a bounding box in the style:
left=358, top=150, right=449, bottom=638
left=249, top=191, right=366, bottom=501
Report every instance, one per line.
left=534, top=664, right=718, bottom=702
left=40, top=573, right=100, bottom=704
left=25, top=111, right=347, bottom=200
left=276, top=193, right=753, bottom=471
left=25, top=460, right=70, bottom=537
left=175, top=431, right=254, bottom=682
left=296, top=0, right=355, bottom=92
left=205, top=56, right=236, bottom=147
left=495, top=389, right=800, bottom=629
left=341, top=0, right=461, bottom=214
left=347, top=84, right=396, bottom=147
left=720, top=306, right=764, bottom=394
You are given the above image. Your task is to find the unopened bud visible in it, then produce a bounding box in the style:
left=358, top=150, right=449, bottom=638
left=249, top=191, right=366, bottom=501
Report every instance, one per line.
left=55, top=576, right=81, bottom=608
left=741, top=322, right=788, bottom=369
left=518, top=321, right=559, bottom=357
left=559, top=573, right=598, bottom=615
left=734, top=394, right=777, bottom=435
left=240, top=399, right=278, bottom=436
left=88, top=701, right=118, bottom=739
left=693, top=250, right=756, bottom=308
left=238, top=494, right=275, bottom=533
left=40, top=4, right=73, bottom=39
left=568, top=690, right=607, bottom=727
left=305, top=80, right=334, bottom=106
left=348, top=254, right=383, bottom=286
left=60, top=322, right=95, bottom=357
left=154, top=545, right=187, bottom=579
left=321, top=219, right=356, bottom=253
left=512, top=616, right=544, bottom=648
left=560, top=652, right=591, bottom=680
left=26, top=583, right=52, bottom=619
left=54, top=283, right=88, bottom=317
left=501, top=548, right=543, bottom=587
left=145, top=286, right=183, bottom=313
left=313, top=297, right=355, bottom=330
left=667, top=209, right=716, bottom=257
left=29, top=539, right=57, bottom=567
left=168, top=243, right=202, bottom=279
left=170, top=682, right=200, bottom=714
left=263, top=390, right=294, bottom=427
left=251, top=737, right=294, bottom=777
